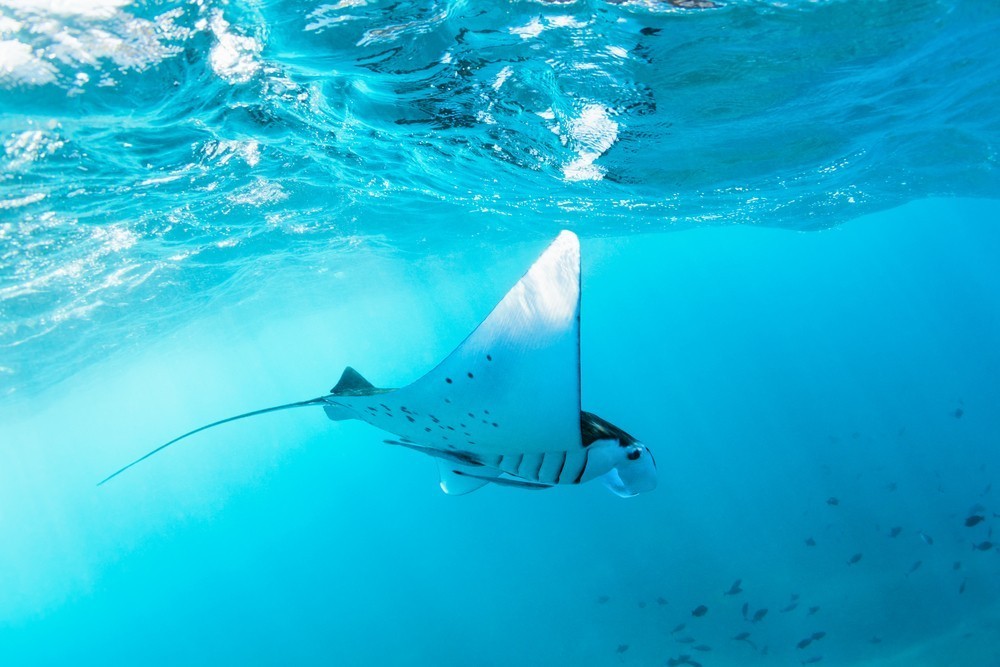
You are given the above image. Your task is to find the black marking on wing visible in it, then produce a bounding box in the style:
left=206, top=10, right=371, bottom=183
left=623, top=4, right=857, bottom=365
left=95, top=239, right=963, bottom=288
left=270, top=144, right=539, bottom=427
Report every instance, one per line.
left=580, top=411, right=638, bottom=447
left=452, top=450, right=481, bottom=466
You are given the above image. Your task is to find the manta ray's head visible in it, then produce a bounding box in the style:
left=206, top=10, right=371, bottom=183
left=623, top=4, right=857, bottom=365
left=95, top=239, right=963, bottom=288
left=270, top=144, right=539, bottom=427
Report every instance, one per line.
left=602, top=439, right=658, bottom=497
left=581, top=412, right=657, bottom=497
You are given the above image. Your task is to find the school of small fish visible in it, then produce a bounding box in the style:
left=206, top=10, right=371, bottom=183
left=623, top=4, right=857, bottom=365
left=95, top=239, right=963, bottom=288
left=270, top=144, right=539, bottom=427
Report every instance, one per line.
left=595, top=410, right=996, bottom=664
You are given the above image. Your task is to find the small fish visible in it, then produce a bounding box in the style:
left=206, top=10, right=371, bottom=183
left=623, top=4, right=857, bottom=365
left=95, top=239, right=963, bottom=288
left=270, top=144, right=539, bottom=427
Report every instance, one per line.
left=807, top=606, right=820, bottom=616
left=733, top=631, right=751, bottom=641
left=638, top=601, right=646, bottom=608
left=692, top=644, right=712, bottom=652
left=959, top=578, right=967, bottom=594
left=780, top=602, right=798, bottom=613
left=811, top=631, right=826, bottom=641
left=741, top=602, right=749, bottom=620
left=953, top=561, right=962, bottom=571
left=676, top=636, right=696, bottom=644
left=919, top=532, right=935, bottom=545
left=751, top=608, right=768, bottom=623
left=848, top=552, right=863, bottom=565
left=790, top=593, right=800, bottom=601
left=724, top=579, right=743, bottom=596
left=981, top=483, right=992, bottom=497
left=954, top=407, right=964, bottom=419
left=885, top=481, right=897, bottom=492
left=973, top=541, right=994, bottom=551
left=667, top=655, right=701, bottom=667
left=671, top=623, right=686, bottom=635
left=965, top=515, right=985, bottom=527
left=905, top=560, right=923, bottom=576
left=597, top=595, right=610, bottom=604
left=889, top=526, right=902, bottom=538
left=657, top=596, right=668, bottom=606
left=801, top=657, right=823, bottom=665
left=616, top=644, right=629, bottom=654
left=805, top=537, right=817, bottom=547
left=869, top=636, right=882, bottom=644
left=691, top=605, right=708, bottom=617
left=826, top=497, right=840, bottom=506
left=797, top=638, right=813, bottom=650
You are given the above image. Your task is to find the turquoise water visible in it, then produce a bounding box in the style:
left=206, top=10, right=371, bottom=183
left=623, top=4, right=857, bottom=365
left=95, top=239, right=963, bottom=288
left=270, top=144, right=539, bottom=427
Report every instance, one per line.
left=2, top=0, right=999, bottom=665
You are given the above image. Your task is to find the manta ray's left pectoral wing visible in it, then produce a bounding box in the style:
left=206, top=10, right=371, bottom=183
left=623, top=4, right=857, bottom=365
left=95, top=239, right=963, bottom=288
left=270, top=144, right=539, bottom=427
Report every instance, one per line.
left=451, top=470, right=553, bottom=490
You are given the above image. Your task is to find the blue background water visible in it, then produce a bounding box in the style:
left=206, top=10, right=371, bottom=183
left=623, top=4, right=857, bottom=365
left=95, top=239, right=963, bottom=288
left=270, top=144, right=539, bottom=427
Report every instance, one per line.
left=2, top=0, right=999, bottom=665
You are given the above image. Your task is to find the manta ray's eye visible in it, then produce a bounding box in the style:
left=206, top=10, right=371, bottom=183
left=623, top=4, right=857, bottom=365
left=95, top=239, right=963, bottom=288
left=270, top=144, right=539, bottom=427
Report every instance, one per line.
left=627, top=448, right=641, bottom=461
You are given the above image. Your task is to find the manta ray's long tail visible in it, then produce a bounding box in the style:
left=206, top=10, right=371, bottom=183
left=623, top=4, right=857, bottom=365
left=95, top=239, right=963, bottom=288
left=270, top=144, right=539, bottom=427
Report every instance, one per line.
left=97, top=396, right=329, bottom=486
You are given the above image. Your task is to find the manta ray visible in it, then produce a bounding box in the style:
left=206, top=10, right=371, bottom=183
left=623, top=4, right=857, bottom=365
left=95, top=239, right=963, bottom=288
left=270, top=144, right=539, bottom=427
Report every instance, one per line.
left=99, top=231, right=657, bottom=496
